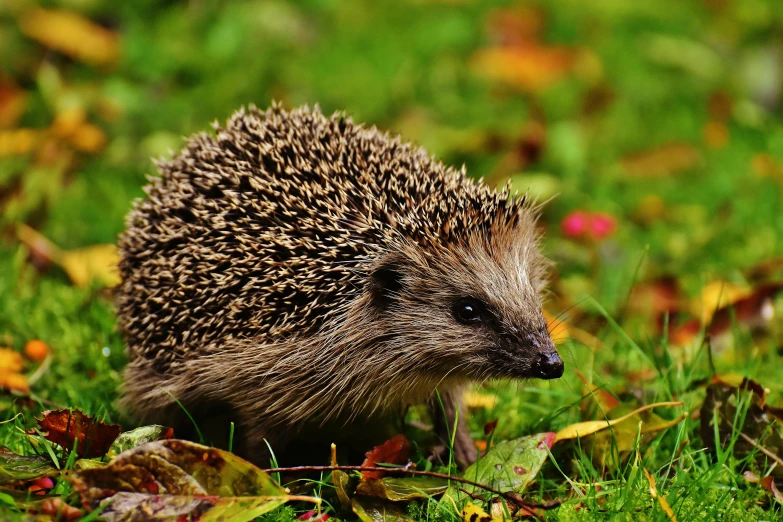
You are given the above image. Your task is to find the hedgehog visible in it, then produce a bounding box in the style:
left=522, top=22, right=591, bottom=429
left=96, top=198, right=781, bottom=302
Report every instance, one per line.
left=117, top=103, right=563, bottom=468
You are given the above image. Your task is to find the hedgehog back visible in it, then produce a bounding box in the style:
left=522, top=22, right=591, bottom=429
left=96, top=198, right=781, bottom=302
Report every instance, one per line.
left=118, top=105, right=511, bottom=372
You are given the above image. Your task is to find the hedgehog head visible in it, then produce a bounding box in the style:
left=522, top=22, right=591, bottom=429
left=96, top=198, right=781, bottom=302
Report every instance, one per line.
left=358, top=208, right=562, bottom=384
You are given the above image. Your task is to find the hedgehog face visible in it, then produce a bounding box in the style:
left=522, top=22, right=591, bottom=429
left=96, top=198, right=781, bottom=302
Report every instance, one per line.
left=367, top=230, right=563, bottom=383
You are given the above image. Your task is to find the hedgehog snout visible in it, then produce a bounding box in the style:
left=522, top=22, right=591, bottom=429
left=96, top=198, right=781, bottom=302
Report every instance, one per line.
left=524, top=331, right=563, bottom=380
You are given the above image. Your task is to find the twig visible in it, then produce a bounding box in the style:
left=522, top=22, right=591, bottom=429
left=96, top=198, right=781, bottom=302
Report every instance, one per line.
left=737, top=431, right=783, bottom=469
left=263, top=464, right=557, bottom=512
left=457, top=488, right=487, bottom=502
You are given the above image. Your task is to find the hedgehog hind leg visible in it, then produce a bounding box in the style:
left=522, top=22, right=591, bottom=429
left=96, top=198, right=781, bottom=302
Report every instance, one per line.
left=120, top=359, right=282, bottom=462
left=428, top=387, right=477, bottom=470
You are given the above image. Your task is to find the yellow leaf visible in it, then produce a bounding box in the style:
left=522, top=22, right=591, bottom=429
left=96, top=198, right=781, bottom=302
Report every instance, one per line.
left=693, top=280, right=749, bottom=324
left=60, top=244, right=121, bottom=288
left=643, top=467, right=677, bottom=521
left=463, top=391, right=496, bottom=409
left=0, top=372, right=29, bottom=393
left=17, top=224, right=120, bottom=288
left=51, top=107, right=87, bottom=140
left=0, top=129, right=44, bottom=156
left=555, top=401, right=684, bottom=442
left=19, top=8, right=119, bottom=67
left=70, top=123, right=106, bottom=152
left=0, top=348, right=23, bottom=373
left=543, top=309, right=569, bottom=343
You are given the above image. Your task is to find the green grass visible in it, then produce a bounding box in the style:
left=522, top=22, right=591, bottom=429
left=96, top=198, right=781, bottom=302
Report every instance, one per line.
left=1, top=0, right=783, bottom=520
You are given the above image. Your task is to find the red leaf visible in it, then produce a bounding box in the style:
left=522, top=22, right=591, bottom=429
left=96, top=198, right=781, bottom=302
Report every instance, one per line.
left=36, top=409, right=121, bottom=458
left=360, top=435, right=410, bottom=480
left=484, top=419, right=499, bottom=436
left=760, top=476, right=783, bottom=504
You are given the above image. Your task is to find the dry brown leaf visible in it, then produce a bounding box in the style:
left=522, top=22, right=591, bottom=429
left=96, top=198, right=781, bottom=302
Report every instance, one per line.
left=621, top=143, right=702, bottom=178
left=0, top=78, right=28, bottom=128
left=485, top=6, right=545, bottom=47
left=37, top=409, right=121, bottom=457
left=19, top=8, right=119, bottom=67
left=470, top=44, right=575, bottom=93
left=760, top=476, right=783, bottom=504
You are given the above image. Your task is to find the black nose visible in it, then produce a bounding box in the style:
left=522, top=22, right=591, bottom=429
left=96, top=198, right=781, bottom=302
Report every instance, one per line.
left=533, top=351, right=564, bottom=380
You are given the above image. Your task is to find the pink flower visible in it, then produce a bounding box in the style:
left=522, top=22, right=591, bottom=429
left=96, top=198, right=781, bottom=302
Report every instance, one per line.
left=561, top=210, right=590, bottom=238
left=561, top=210, right=618, bottom=240
left=589, top=212, right=617, bottom=239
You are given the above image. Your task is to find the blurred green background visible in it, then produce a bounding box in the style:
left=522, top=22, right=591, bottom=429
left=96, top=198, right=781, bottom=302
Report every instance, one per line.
left=1, top=0, right=783, bottom=518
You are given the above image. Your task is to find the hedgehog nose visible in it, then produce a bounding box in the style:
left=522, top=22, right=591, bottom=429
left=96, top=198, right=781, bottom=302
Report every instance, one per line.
left=533, top=350, right=564, bottom=380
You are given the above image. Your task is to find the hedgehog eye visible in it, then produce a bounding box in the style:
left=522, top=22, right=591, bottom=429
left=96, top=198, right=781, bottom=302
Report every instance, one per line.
left=452, top=298, right=485, bottom=325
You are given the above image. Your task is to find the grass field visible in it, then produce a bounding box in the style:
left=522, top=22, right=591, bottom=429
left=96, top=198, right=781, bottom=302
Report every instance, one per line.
left=1, top=0, right=782, bottom=520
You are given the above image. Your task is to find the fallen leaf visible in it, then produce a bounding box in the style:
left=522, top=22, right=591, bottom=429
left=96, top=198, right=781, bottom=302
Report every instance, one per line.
left=19, top=8, right=119, bottom=67
left=0, top=348, right=23, bottom=373
left=694, top=280, right=750, bottom=324
left=579, top=404, right=688, bottom=466
left=36, top=409, right=121, bottom=458
left=356, top=476, right=448, bottom=501
left=17, top=224, right=120, bottom=287
left=361, top=435, right=410, bottom=480
left=760, top=476, right=783, bottom=504
left=621, top=143, right=702, bottom=178
left=700, top=378, right=783, bottom=478
left=333, top=468, right=354, bottom=510
left=60, top=244, right=121, bottom=288
left=643, top=467, right=677, bottom=521
left=0, top=129, right=44, bottom=157
left=470, top=44, right=575, bottom=93
left=70, top=439, right=319, bottom=520
left=0, top=373, right=29, bottom=393
left=107, top=425, right=174, bottom=458
left=555, top=401, right=684, bottom=441
left=0, top=447, right=59, bottom=486
left=442, top=432, right=554, bottom=508
left=703, top=121, right=729, bottom=149
left=706, top=283, right=782, bottom=342
left=36, top=497, right=83, bottom=522
left=0, top=348, right=28, bottom=393
left=485, top=6, right=545, bottom=47
left=352, top=495, right=416, bottom=522
left=574, top=370, right=620, bottom=415
left=0, top=78, right=28, bottom=128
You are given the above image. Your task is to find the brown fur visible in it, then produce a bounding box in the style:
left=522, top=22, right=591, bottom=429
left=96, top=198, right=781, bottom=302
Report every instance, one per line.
left=117, top=104, right=560, bottom=467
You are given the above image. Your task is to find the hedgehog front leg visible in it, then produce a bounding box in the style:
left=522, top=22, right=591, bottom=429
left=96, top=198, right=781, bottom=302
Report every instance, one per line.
left=428, top=388, right=477, bottom=469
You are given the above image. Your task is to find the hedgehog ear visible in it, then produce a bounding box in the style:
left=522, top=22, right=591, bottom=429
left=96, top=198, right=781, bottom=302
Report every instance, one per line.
left=369, top=263, right=404, bottom=308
